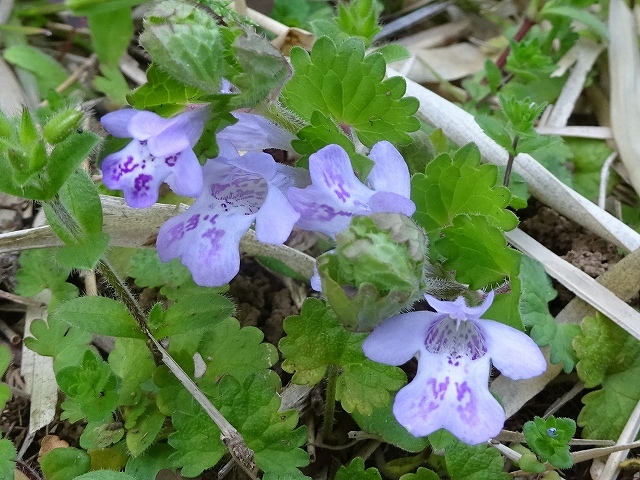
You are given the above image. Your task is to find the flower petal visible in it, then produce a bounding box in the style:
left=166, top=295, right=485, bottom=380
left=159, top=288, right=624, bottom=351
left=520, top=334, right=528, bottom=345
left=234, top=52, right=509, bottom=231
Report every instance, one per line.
left=362, top=312, right=438, bottom=366
left=369, top=191, right=416, bottom=217
left=366, top=141, right=411, bottom=198
left=425, top=291, right=494, bottom=322
left=100, top=109, right=139, bottom=137
left=164, top=148, right=204, bottom=198
left=128, top=111, right=171, bottom=141
left=157, top=208, right=254, bottom=287
left=255, top=185, right=299, bottom=244
left=148, top=108, right=208, bottom=157
left=101, top=141, right=169, bottom=208
left=288, top=144, right=374, bottom=237
left=393, top=350, right=504, bottom=444
left=218, top=112, right=295, bottom=151
left=479, top=319, right=547, bottom=380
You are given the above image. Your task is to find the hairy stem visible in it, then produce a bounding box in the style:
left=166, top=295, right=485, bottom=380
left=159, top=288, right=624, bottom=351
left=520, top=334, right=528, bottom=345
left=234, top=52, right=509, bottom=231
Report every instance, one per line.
left=503, top=135, right=520, bottom=187
left=322, top=364, right=339, bottom=442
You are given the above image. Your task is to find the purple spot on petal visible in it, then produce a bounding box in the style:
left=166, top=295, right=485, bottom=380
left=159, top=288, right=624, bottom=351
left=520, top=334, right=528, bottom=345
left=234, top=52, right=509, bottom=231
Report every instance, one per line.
left=185, top=214, right=199, bottom=231
left=134, top=174, right=153, bottom=193
left=165, top=153, right=179, bottom=166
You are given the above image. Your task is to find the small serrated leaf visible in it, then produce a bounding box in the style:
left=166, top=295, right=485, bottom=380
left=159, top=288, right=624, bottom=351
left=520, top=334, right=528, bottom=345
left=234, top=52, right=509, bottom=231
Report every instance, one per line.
left=444, top=439, right=512, bottom=480
left=335, top=458, right=381, bottom=480
left=523, top=416, right=575, bottom=469
left=282, top=36, right=419, bottom=147
left=279, top=298, right=405, bottom=415
left=435, top=214, right=521, bottom=289
left=411, top=144, right=518, bottom=235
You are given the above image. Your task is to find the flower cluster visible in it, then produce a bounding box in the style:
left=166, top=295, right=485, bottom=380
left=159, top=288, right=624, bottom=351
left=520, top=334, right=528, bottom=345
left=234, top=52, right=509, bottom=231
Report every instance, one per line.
left=362, top=292, right=546, bottom=444
left=101, top=106, right=545, bottom=446
left=101, top=107, right=413, bottom=286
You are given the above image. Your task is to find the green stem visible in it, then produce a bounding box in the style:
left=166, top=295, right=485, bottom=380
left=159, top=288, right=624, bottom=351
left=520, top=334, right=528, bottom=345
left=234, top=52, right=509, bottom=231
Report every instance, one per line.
left=503, top=135, right=520, bottom=187
left=321, top=364, right=339, bottom=442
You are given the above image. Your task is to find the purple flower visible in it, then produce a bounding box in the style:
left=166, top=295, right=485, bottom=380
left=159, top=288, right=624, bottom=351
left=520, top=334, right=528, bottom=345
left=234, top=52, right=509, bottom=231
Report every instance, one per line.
left=218, top=112, right=296, bottom=152
left=100, top=107, right=207, bottom=208
left=156, top=141, right=301, bottom=287
left=362, top=291, right=546, bottom=445
left=288, top=141, right=416, bottom=238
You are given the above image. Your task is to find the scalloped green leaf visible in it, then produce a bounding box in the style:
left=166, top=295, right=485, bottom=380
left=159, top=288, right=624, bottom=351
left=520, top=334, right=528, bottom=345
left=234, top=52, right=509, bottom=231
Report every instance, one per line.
left=169, top=372, right=308, bottom=477
left=435, top=214, right=521, bottom=290
left=523, top=416, right=575, bottom=469
left=282, top=36, right=419, bottom=147
left=198, top=317, right=278, bottom=383
left=335, top=458, right=381, bottom=480
left=15, top=248, right=79, bottom=310
left=411, top=144, right=518, bottom=235
left=444, top=439, right=512, bottom=480
left=127, top=64, right=203, bottom=110
left=108, top=338, right=155, bottom=405
left=352, top=403, right=429, bottom=453
left=519, top=256, right=578, bottom=372
left=279, top=298, right=406, bottom=415
left=576, top=313, right=640, bottom=439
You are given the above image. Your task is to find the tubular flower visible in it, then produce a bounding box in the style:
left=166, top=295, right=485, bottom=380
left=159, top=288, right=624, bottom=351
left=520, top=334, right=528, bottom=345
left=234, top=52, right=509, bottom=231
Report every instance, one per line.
left=100, top=107, right=207, bottom=208
left=362, top=291, right=546, bottom=445
left=156, top=141, right=301, bottom=287
left=288, top=141, right=416, bottom=238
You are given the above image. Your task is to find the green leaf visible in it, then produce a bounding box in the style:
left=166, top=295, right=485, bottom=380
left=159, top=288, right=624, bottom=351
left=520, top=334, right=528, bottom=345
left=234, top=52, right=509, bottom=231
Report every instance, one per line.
left=335, top=457, right=381, bottom=480
left=140, top=1, right=228, bottom=94
left=40, top=447, right=91, bottom=480
left=3, top=46, right=70, bottom=96
left=228, top=27, right=292, bottom=108
left=444, top=439, right=512, bottom=480
left=435, top=214, right=522, bottom=290
left=57, top=350, right=119, bottom=422
left=43, top=168, right=107, bottom=269
left=125, top=444, right=177, bottom=480
left=352, top=402, right=429, bottom=452
left=541, top=5, right=609, bottom=40
left=49, top=296, right=145, bottom=339
left=279, top=298, right=406, bottom=415
left=108, top=338, right=155, bottom=405
left=44, top=129, right=101, bottom=196
left=157, top=289, right=235, bottom=338
left=270, top=0, right=332, bottom=29
left=0, top=439, right=15, bottom=480
left=411, top=144, right=519, bottom=235
left=75, top=472, right=138, bottom=480
left=475, top=115, right=514, bottom=152
left=79, top=419, right=125, bottom=450
left=88, top=7, right=133, bottom=67
left=66, top=0, right=147, bottom=16
left=566, top=138, right=617, bottom=201
left=523, top=416, right=575, bottom=469
left=334, top=0, right=382, bottom=47
left=199, top=318, right=278, bottom=384
left=169, top=373, right=309, bottom=477
left=127, top=249, right=192, bottom=289
left=125, top=398, right=166, bottom=456
left=15, top=248, right=78, bottom=310
left=519, top=256, right=578, bottom=371
left=128, top=64, right=204, bottom=110
left=575, top=313, right=640, bottom=439
left=374, top=44, right=411, bottom=63
left=25, top=315, right=92, bottom=372
left=94, top=65, right=130, bottom=105
left=282, top=36, right=419, bottom=147
left=400, top=468, right=440, bottom=480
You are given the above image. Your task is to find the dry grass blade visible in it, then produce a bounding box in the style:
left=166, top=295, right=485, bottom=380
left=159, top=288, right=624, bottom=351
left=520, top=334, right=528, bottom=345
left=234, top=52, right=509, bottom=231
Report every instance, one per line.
left=0, top=196, right=316, bottom=280
left=609, top=0, right=640, bottom=197
left=21, top=291, right=57, bottom=434
left=387, top=66, right=640, bottom=252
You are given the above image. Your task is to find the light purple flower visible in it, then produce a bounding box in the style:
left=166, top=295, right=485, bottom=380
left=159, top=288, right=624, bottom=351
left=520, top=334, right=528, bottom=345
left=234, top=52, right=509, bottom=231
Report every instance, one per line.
left=288, top=141, right=416, bottom=238
left=362, top=291, right=546, bottom=445
left=156, top=141, right=301, bottom=287
left=218, top=112, right=296, bottom=152
left=100, top=107, right=207, bottom=208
